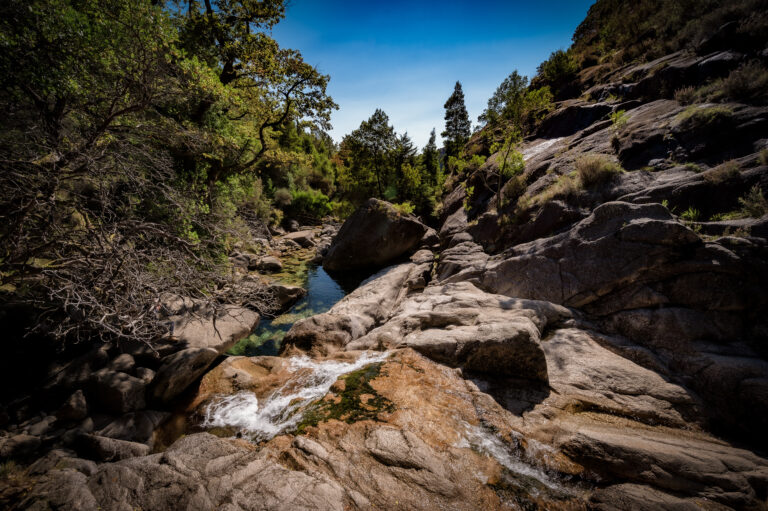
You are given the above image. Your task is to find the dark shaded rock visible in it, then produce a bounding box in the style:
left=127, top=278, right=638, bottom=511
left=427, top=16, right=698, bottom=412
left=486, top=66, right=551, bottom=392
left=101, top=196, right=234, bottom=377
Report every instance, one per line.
left=96, top=410, right=170, bottom=446
left=148, top=348, right=219, bottom=404
left=537, top=101, right=612, bottom=138
left=89, top=369, right=146, bottom=414
left=481, top=201, right=702, bottom=307
left=56, top=390, right=88, bottom=422
left=323, top=199, right=427, bottom=271
left=135, top=367, right=155, bottom=385
left=0, top=433, right=41, bottom=458
left=108, top=353, right=135, bottom=373
left=75, top=433, right=150, bottom=462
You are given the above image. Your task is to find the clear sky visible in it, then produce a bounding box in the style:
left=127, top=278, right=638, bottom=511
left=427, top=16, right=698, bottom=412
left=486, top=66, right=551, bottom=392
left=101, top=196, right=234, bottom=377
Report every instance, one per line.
left=271, top=0, right=595, bottom=148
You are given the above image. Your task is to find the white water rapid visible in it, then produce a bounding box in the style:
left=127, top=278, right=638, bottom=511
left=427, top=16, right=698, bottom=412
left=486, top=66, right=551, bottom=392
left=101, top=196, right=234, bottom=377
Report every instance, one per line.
left=201, top=351, right=390, bottom=441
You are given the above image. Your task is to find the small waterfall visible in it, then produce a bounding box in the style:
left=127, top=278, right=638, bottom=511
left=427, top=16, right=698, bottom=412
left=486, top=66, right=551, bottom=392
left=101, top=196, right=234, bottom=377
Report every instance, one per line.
left=460, top=422, right=564, bottom=492
left=201, top=351, right=390, bottom=441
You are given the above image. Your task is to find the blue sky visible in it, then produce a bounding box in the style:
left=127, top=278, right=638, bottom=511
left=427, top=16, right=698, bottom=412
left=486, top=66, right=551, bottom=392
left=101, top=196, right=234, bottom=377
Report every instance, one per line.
left=271, top=0, right=595, bottom=148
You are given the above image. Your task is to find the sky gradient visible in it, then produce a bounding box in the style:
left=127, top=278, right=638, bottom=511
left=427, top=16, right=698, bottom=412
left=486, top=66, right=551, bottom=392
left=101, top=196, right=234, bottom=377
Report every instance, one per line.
left=271, top=0, right=595, bottom=148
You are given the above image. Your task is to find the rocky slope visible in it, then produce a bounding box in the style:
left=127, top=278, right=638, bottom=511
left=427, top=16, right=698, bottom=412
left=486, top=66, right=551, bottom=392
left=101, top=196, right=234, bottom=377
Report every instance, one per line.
left=3, top=23, right=768, bottom=511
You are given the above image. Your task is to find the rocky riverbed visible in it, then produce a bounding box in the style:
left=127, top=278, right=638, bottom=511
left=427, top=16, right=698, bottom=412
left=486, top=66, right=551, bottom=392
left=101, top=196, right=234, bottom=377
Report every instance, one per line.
left=3, top=37, right=768, bottom=510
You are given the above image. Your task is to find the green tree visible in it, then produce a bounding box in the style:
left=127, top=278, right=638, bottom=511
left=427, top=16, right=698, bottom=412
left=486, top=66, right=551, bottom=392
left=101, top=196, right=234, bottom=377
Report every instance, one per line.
left=341, top=109, right=397, bottom=198
left=478, top=70, right=553, bottom=136
left=536, top=49, right=578, bottom=96
left=422, top=128, right=440, bottom=186
left=442, top=81, right=471, bottom=160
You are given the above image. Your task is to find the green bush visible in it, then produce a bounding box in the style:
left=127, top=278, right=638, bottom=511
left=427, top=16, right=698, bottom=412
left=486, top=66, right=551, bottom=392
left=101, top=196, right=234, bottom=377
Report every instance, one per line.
left=536, top=49, right=578, bottom=94
left=721, top=61, right=768, bottom=104
left=273, top=188, right=292, bottom=207
left=676, top=105, right=733, bottom=129
left=680, top=206, right=700, bottom=222
left=392, top=202, right=415, bottom=215
left=738, top=185, right=768, bottom=218
left=284, top=189, right=332, bottom=222
left=575, top=154, right=624, bottom=186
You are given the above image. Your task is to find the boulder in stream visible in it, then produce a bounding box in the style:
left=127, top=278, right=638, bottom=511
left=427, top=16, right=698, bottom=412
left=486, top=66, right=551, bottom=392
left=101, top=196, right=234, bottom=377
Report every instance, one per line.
left=323, top=199, right=427, bottom=271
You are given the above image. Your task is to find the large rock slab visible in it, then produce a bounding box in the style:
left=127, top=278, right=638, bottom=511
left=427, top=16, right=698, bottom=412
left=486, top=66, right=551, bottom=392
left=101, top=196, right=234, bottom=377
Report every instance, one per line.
left=282, top=262, right=428, bottom=354
left=348, top=282, right=570, bottom=380
left=323, top=199, right=427, bottom=271
left=481, top=201, right=702, bottom=307
left=170, top=304, right=259, bottom=354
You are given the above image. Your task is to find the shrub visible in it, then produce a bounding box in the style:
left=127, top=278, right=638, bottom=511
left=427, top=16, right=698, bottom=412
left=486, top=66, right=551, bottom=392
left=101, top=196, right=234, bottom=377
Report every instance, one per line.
left=536, top=49, right=579, bottom=94
left=675, top=105, right=733, bottom=129
left=680, top=206, right=700, bottom=222
left=684, top=162, right=702, bottom=173
left=738, top=185, right=768, bottom=218
left=611, top=109, right=628, bottom=130
left=273, top=188, right=292, bottom=207
left=760, top=149, right=768, bottom=167
left=702, top=160, right=740, bottom=184
left=329, top=200, right=355, bottom=219
left=575, top=154, right=624, bottom=186
left=284, top=189, right=332, bottom=222
left=528, top=172, right=581, bottom=207
left=501, top=175, right=527, bottom=208
left=392, top=202, right=416, bottom=215
left=674, top=86, right=698, bottom=105
left=721, top=61, right=768, bottom=104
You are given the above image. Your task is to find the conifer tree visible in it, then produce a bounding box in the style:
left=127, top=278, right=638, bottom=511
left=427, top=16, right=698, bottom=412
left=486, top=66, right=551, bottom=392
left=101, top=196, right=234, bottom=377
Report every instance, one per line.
left=422, top=128, right=439, bottom=186
left=442, top=81, right=471, bottom=159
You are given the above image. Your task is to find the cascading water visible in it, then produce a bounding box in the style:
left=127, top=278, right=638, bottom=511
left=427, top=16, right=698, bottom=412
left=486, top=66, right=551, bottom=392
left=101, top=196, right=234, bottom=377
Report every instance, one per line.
left=459, top=422, right=564, bottom=492
left=201, top=351, right=390, bottom=441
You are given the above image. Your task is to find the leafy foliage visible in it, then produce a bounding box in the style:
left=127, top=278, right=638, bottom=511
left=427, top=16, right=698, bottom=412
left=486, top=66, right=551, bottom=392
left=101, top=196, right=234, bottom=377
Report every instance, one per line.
left=0, top=0, right=339, bottom=344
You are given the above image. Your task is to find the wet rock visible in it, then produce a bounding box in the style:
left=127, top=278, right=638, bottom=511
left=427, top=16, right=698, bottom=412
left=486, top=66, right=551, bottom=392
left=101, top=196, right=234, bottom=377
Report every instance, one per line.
left=268, top=283, right=307, bottom=312
left=323, top=199, right=427, bottom=271
left=148, top=348, right=219, bottom=404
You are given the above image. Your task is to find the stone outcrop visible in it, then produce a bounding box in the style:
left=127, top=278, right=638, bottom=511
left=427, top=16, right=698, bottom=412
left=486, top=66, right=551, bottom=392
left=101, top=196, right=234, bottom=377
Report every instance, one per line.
left=323, top=199, right=427, bottom=271
left=169, top=303, right=259, bottom=354
left=348, top=282, right=569, bottom=380
left=148, top=348, right=219, bottom=404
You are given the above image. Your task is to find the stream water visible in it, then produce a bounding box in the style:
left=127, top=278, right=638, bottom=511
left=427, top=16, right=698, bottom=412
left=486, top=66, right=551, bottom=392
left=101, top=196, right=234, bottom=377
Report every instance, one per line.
left=201, top=351, right=390, bottom=442
left=229, top=264, right=366, bottom=356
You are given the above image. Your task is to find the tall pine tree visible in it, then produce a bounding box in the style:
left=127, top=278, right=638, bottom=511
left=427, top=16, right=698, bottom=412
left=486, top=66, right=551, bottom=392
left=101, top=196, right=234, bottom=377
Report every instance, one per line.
left=422, top=128, right=439, bottom=186
left=442, top=81, right=471, bottom=159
